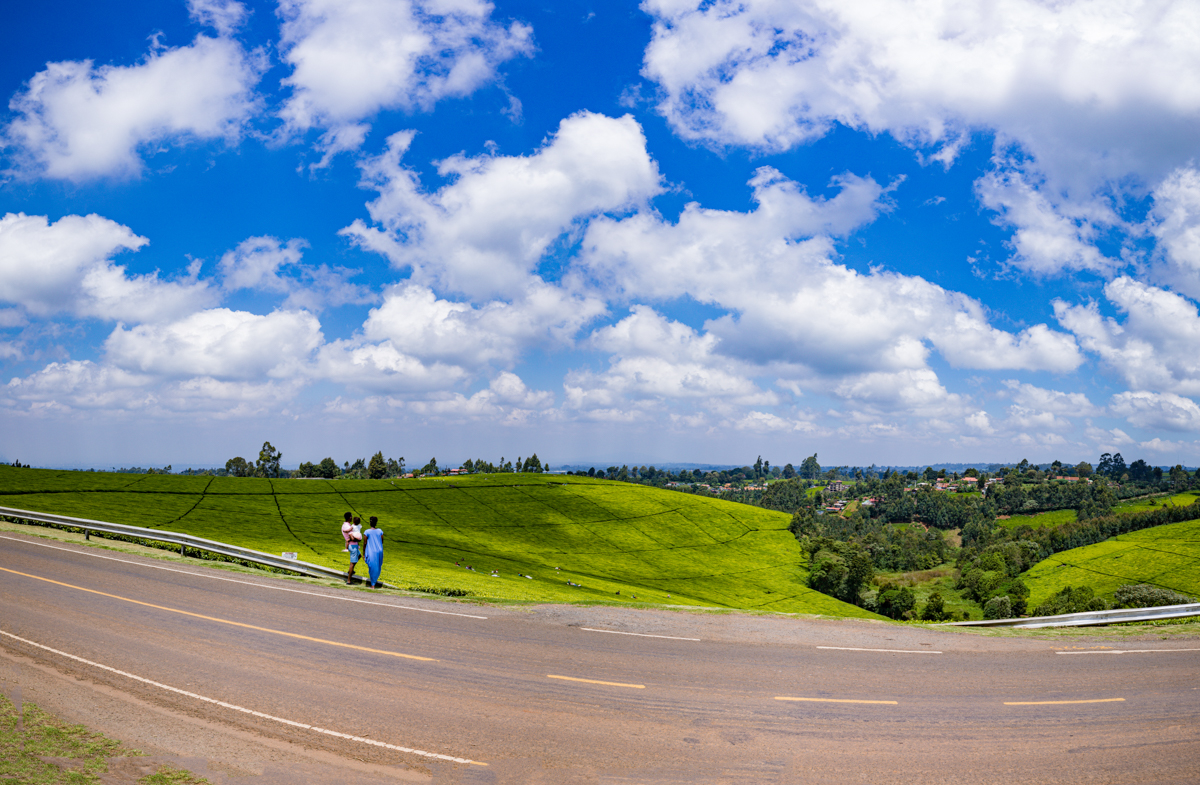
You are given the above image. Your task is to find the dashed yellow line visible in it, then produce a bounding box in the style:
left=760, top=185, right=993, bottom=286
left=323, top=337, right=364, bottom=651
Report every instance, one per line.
left=547, top=674, right=645, bottom=689
left=1004, top=698, right=1125, bottom=705
left=0, top=566, right=435, bottom=662
left=775, top=696, right=898, bottom=705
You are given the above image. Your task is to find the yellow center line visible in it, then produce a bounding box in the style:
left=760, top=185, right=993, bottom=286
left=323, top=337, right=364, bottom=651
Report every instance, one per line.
left=775, top=696, right=898, bottom=705
left=1004, top=698, right=1125, bottom=705
left=0, top=566, right=435, bottom=662
left=547, top=674, right=645, bottom=689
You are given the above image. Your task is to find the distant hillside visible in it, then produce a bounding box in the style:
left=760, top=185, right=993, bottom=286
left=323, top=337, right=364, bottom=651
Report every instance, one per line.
left=0, top=466, right=876, bottom=617
left=1023, top=497, right=1200, bottom=606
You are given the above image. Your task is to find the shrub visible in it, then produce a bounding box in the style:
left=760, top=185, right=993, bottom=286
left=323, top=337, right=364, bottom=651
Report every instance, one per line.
left=1032, top=585, right=1107, bottom=617
left=983, top=595, right=1013, bottom=620
left=875, top=584, right=916, bottom=620
left=919, top=591, right=950, bottom=621
left=804, top=538, right=875, bottom=606
left=1112, top=584, right=1194, bottom=609
left=407, top=585, right=469, bottom=597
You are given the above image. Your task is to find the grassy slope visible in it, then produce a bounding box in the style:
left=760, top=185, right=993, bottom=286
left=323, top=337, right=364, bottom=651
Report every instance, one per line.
left=1023, top=493, right=1200, bottom=605
left=0, top=467, right=875, bottom=617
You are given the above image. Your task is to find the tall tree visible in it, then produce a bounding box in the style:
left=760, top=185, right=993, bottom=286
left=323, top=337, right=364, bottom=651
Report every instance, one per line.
left=255, top=442, right=282, bottom=478
left=1111, top=452, right=1127, bottom=478
left=318, top=457, right=339, bottom=479
left=799, top=454, right=820, bottom=480
left=367, top=451, right=386, bottom=479
left=225, top=456, right=251, bottom=477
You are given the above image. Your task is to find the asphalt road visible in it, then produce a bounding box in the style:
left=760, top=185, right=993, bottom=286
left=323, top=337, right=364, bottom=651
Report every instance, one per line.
left=2, top=529, right=1199, bottom=784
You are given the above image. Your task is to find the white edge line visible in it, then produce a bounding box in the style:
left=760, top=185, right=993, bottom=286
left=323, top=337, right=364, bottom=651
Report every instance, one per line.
left=817, top=646, right=943, bottom=654
left=0, top=629, right=485, bottom=766
left=580, top=627, right=700, bottom=641
left=0, top=534, right=487, bottom=619
left=1056, top=648, right=1200, bottom=655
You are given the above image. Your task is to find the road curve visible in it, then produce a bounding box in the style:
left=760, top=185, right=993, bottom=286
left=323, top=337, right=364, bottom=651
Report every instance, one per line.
left=3, top=529, right=1199, bottom=784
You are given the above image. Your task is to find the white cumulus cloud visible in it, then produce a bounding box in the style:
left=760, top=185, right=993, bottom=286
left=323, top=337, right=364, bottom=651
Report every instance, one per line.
left=1001, top=380, right=1099, bottom=416
left=566, top=306, right=773, bottom=410
left=218, top=235, right=374, bottom=311
left=578, top=171, right=1080, bottom=378
left=277, top=0, right=532, bottom=154
left=975, top=167, right=1118, bottom=276
left=641, top=0, right=1200, bottom=280
left=316, top=339, right=470, bottom=394
left=188, top=0, right=249, bottom=36
left=0, top=212, right=216, bottom=322
left=104, top=308, right=323, bottom=381
left=1151, top=166, right=1200, bottom=300
left=3, top=34, right=262, bottom=180
left=1110, top=390, right=1200, bottom=432
left=1055, top=276, right=1200, bottom=396
left=405, top=372, right=554, bottom=419
left=363, top=282, right=604, bottom=370
left=641, top=0, right=1200, bottom=189
left=345, top=112, right=662, bottom=299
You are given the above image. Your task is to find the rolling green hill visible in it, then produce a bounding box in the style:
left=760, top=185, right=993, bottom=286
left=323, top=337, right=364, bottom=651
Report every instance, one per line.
left=0, top=466, right=876, bottom=617
left=1024, top=498, right=1200, bottom=606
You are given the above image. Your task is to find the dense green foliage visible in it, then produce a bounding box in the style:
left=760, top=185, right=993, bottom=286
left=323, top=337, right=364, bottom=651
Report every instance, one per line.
left=1031, top=585, right=1107, bottom=616
left=987, top=480, right=1117, bottom=517
left=760, top=479, right=813, bottom=514
left=802, top=538, right=874, bottom=606
left=0, top=466, right=875, bottom=617
left=874, top=583, right=916, bottom=620
left=955, top=543, right=1035, bottom=617
left=919, top=591, right=950, bottom=621
left=983, top=596, right=1013, bottom=619
left=1112, top=584, right=1194, bottom=609
left=794, top=513, right=953, bottom=572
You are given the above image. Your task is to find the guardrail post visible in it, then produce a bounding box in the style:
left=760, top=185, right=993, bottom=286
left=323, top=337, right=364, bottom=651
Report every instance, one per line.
left=84, top=530, right=89, bottom=540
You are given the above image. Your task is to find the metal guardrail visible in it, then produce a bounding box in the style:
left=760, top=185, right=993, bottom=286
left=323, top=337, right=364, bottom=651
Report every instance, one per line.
left=945, top=603, right=1200, bottom=629
left=0, top=505, right=383, bottom=587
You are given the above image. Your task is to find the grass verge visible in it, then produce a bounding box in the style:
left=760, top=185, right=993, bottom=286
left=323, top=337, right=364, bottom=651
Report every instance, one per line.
left=0, top=693, right=208, bottom=784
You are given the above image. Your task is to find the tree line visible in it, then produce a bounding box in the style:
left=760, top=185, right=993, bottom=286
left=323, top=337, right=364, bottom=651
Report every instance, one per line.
left=223, top=444, right=548, bottom=479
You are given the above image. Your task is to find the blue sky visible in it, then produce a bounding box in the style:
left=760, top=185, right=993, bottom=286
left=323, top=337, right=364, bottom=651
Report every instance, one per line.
left=3, top=0, right=1200, bottom=470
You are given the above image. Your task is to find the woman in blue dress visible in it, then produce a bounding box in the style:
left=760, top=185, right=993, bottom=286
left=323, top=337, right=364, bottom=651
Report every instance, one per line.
left=362, top=516, right=384, bottom=588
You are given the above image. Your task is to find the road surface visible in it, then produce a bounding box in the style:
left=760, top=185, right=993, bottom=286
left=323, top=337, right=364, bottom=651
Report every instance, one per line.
left=2, top=528, right=1198, bottom=784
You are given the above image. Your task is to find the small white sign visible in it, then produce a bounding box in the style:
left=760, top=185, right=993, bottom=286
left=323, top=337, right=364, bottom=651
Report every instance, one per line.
left=281, top=552, right=298, bottom=560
